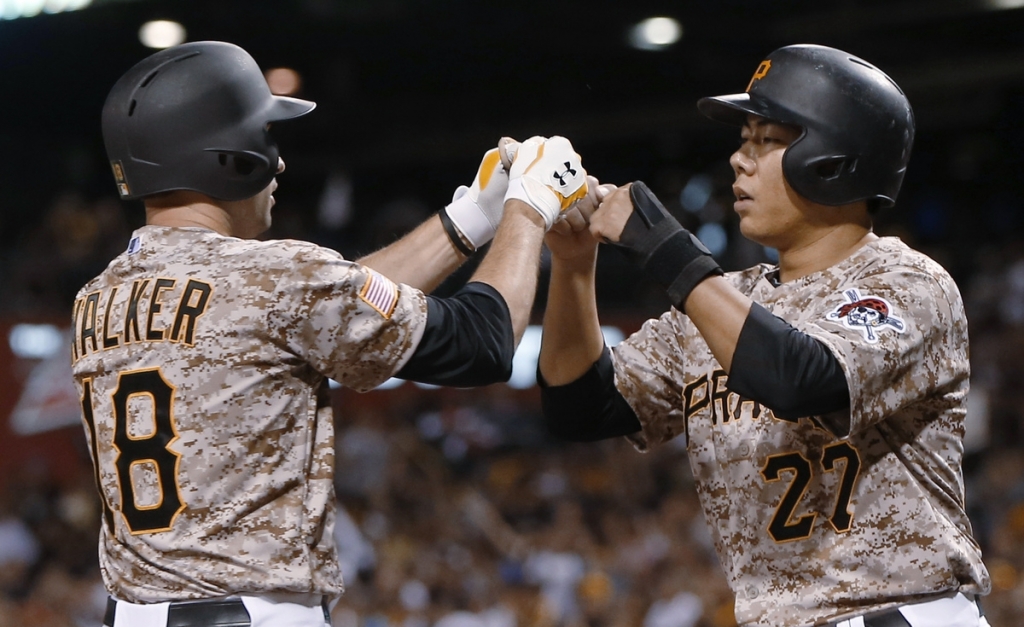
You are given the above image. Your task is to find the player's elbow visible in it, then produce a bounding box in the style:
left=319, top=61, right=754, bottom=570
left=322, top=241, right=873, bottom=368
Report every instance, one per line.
left=763, top=390, right=812, bottom=421
left=469, top=341, right=515, bottom=385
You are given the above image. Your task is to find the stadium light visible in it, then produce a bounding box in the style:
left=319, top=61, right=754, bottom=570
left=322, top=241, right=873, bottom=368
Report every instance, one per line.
left=266, top=67, right=302, bottom=96
left=628, top=16, right=683, bottom=51
left=985, top=0, right=1024, bottom=9
left=0, top=0, right=91, bottom=20
left=139, top=19, right=186, bottom=49
left=9, top=324, right=63, bottom=359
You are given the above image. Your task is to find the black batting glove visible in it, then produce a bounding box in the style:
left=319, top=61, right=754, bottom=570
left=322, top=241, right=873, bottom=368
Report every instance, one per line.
left=609, top=181, right=723, bottom=312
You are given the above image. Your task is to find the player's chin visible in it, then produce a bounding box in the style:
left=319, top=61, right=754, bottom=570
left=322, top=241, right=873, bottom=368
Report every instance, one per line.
left=737, top=218, right=778, bottom=249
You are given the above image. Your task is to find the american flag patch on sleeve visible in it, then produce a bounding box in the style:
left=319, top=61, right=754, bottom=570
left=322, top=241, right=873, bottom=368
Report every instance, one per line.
left=359, top=270, right=399, bottom=319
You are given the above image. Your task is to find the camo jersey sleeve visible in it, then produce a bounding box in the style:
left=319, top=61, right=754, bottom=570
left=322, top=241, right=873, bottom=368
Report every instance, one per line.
left=766, top=239, right=969, bottom=437
left=612, top=267, right=766, bottom=451
left=610, top=310, right=693, bottom=449
left=267, top=242, right=428, bottom=393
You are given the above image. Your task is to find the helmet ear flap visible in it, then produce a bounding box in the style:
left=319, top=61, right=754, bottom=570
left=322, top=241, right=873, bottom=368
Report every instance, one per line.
left=782, top=131, right=865, bottom=206
left=809, top=156, right=858, bottom=181
left=212, top=150, right=271, bottom=178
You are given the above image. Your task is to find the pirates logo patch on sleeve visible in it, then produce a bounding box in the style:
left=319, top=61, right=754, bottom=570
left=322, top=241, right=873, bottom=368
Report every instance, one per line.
left=359, top=270, right=399, bottom=319
left=826, top=288, right=905, bottom=343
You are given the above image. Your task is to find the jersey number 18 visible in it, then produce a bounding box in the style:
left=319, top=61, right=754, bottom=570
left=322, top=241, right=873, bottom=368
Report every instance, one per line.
left=80, top=368, right=185, bottom=535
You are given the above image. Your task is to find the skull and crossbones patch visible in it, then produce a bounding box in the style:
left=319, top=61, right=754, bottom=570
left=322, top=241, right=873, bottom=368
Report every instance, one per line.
left=826, top=288, right=905, bottom=343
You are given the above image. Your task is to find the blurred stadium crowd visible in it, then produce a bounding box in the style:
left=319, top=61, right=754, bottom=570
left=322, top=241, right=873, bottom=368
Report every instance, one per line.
left=1, top=146, right=1024, bottom=627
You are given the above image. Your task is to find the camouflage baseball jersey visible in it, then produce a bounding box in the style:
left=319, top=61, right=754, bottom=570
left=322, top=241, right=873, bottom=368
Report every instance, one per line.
left=612, top=237, right=990, bottom=627
left=71, top=225, right=427, bottom=603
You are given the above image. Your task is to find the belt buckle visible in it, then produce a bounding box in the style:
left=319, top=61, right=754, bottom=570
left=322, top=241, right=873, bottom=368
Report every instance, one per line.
left=861, top=607, right=911, bottom=627
left=166, top=597, right=251, bottom=627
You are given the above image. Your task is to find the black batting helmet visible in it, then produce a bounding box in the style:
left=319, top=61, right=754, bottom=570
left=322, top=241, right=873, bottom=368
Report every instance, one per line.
left=697, top=44, right=914, bottom=209
left=102, top=41, right=315, bottom=201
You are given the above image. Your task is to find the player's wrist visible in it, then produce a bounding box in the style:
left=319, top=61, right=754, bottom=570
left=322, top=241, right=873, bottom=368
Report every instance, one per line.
left=551, top=246, right=598, bottom=275
left=438, top=205, right=476, bottom=257
left=502, top=197, right=548, bottom=229
left=504, top=177, right=560, bottom=229
left=444, top=189, right=494, bottom=251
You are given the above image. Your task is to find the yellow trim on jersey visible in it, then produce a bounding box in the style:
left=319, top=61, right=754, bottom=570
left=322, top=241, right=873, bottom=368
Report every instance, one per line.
left=128, top=460, right=165, bottom=511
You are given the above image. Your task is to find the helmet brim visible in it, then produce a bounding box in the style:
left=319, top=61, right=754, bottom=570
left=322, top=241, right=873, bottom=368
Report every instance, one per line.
left=267, top=95, right=316, bottom=122
left=697, top=93, right=797, bottom=127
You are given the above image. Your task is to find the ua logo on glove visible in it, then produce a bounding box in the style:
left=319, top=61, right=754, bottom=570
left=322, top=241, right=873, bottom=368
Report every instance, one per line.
left=553, top=162, right=578, bottom=186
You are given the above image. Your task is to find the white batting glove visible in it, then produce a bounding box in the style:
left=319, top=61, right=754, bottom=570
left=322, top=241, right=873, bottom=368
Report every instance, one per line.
left=444, top=142, right=519, bottom=250
left=504, top=136, right=589, bottom=230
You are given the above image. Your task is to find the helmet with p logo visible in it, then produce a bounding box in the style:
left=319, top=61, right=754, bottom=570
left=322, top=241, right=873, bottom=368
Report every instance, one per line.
left=697, top=44, right=915, bottom=209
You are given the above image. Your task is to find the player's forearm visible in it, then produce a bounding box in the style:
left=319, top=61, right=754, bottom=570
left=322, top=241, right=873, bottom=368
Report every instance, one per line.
left=683, top=275, right=752, bottom=372
left=538, top=252, right=604, bottom=386
left=356, top=215, right=466, bottom=292
left=469, top=200, right=546, bottom=347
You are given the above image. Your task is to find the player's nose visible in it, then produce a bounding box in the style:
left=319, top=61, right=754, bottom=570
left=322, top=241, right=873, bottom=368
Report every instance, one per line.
left=277, top=157, right=286, bottom=174
left=729, top=148, right=754, bottom=177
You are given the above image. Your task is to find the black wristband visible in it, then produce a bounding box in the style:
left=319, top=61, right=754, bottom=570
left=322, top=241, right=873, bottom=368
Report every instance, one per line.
left=438, top=207, right=475, bottom=257
left=613, top=181, right=723, bottom=311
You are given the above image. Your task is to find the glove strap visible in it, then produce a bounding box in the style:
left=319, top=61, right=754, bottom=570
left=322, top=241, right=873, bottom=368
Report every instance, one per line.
left=438, top=206, right=475, bottom=257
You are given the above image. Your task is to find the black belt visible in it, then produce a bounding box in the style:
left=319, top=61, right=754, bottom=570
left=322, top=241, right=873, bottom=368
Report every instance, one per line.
left=861, top=608, right=912, bottom=627
left=104, top=596, right=332, bottom=627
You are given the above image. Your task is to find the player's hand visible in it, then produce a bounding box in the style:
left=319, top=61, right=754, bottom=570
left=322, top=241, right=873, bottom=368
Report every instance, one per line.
left=443, top=139, right=522, bottom=250
left=546, top=176, right=616, bottom=262
left=588, top=183, right=635, bottom=243
left=504, top=136, right=589, bottom=230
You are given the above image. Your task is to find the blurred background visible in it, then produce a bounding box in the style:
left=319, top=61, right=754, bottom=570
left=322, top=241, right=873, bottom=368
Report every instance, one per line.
left=1, top=0, right=1024, bottom=625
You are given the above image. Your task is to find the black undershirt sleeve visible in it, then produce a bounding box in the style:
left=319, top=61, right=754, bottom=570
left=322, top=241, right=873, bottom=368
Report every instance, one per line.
left=540, top=346, right=642, bottom=441
left=395, top=282, right=514, bottom=387
left=727, top=302, right=851, bottom=433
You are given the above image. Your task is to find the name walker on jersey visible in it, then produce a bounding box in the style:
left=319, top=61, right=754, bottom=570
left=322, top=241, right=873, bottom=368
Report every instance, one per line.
left=72, top=277, right=213, bottom=362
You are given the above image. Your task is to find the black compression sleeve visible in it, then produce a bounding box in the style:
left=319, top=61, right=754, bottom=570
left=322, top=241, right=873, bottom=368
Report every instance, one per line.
left=540, top=346, right=642, bottom=441
left=395, top=282, right=514, bottom=387
left=727, top=303, right=851, bottom=431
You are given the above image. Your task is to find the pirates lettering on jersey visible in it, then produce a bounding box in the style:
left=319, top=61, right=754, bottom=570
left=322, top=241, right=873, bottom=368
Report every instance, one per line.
left=683, top=368, right=765, bottom=426
left=682, top=368, right=833, bottom=442
left=72, top=278, right=213, bottom=362
left=826, top=288, right=905, bottom=343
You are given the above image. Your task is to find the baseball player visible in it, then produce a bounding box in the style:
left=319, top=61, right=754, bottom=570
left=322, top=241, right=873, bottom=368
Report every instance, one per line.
left=538, top=45, right=991, bottom=627
left=72, top=41, right=590, bottom=627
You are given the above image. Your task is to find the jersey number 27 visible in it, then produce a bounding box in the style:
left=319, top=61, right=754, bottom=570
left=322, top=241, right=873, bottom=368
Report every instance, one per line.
left=761, top=442, right=861, bottom=542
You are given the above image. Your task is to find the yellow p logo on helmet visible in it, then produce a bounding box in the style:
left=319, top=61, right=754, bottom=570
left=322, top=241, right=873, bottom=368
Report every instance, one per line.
left=746, top=60, right=771, bottom=92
